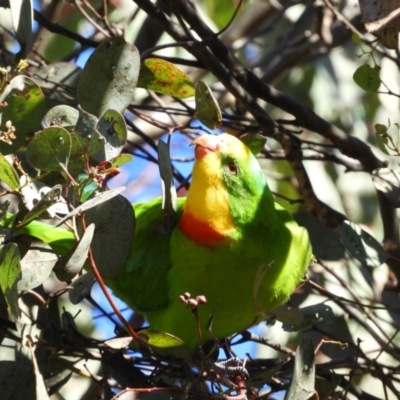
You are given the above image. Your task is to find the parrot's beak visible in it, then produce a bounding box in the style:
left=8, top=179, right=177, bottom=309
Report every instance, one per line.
left=191, top=135, right=226, bottom=160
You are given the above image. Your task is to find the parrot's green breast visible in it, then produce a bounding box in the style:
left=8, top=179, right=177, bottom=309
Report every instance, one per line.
left=108, top=133, right=312, bottom=350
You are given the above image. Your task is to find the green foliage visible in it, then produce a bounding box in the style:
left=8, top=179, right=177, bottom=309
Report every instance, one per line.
left=353, top=64, right=381, bottom=92
left=195, top=81, right=222, bottom=129
left=137, top=58, right=195, bottom=98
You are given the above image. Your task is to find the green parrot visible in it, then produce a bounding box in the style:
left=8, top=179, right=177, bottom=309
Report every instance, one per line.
left=1, top=133, right=312, bottom=351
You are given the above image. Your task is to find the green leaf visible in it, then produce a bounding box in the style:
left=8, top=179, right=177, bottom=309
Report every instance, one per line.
left=54, top=224, right=94, bottom=282
left=16, top=185, right=62, bottom=228
left=0, top=243, right=21, bottom=318
left=268, top=304, right=304, bottom=326
left=0, top=153, right=19, bottom=190
left=282, top=303, right=334, bottom=332
left=158, top=139, right=177, bottom=234
left=0, top=76, right=46, bottom=155
left=284, top=338, right=315, bottom=400
left=26, top=127, right=72, bottom=173
left=78, top=173, right=99, bottom=203
left=94, top=109, right=127, bottom=162
left=68, top=272, right=95, bottom=305
left=43, top=105, right=79, bottom=129
left=195, top=81, right=222, bottom=129
left=80, top=194, right=135, bottom=279
left=353, top=64, right=381, bottom=93
left=56, top=186, right=126, bottom=226
left=77, top=37, right=140, bottom=116
left=239, top=133, right=267, bottom=155
left=339, top=220, right=388, bottom=268
left=137, top=58, right=195, bottom=98
left=137, top=329, right=191, bottom=360
left=17, top=241, right=58, bottom=290
left=372, top=168, right=400, bottom=208
left=374, top=123, right=391, bottom=155
left=110, top=153, right=133, bottom=168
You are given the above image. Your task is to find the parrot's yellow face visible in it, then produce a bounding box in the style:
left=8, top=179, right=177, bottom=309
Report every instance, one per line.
left=179, top=133, right=264, bottom=247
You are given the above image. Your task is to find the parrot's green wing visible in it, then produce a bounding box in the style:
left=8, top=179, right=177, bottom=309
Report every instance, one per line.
left=106, top=196, right=186, bottom=313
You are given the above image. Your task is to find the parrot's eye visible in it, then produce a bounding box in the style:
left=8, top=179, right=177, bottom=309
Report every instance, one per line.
left=226, top=163, right=239, bottom=175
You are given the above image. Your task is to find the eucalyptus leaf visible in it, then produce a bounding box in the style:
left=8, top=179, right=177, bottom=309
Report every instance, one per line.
left=268, top=304, right=304, bottom=326
left=77, top=36, right=140, bottom=116
left=0, top=153, right=20, bottom=190
left=10, top=0, right=33, bottom=60
left=239, top=133, right=267, bottom=155
left=68, top=272, right=95, bottom=305
left=104, top=337, right=133, bottom=350
left=137, top=329, right=191, bottom=360
left=195, top=81, right=222, bottom=129
left=353, top=64, right=381, bottom=93
left=68, top=131, right=105, bottom=176
left=26, top=127, right=72, bottom=173
left=110, top=153, right=133, bottom=168
left=137, top=58, right=195, bottom=98
left=17, top=185, right=62, bottom=228
left=18, top=241, right=58, bottom=290
left=158, top=139, right=177, bottom=234
left=282, top=303, right=334, bottom=332
left=75, top=106, right=99, bottom=138
left=56, top=186, right=126, bottom=226
left=284, top=338, right=315, bottom=400
left=372, top=168, right=400, bottom=208
left=0, top=75, right=46, bottom=155
left=54, top=224, right=94, bottom=282
left=81, top=194, right=135, bottom=279
left=94, top=109, right=127, bottom=162
left=0, top=243, right=21, bottom=318
left=339, top=220, right=388, bottom=268
left=43, top=105, right=79, bottom=129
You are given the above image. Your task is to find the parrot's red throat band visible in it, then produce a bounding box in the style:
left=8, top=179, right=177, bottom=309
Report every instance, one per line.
left=179, top=211, right=228, bottom=248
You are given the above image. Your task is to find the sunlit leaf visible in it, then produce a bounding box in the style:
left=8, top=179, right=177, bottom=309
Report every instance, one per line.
left=353, top=64, right=380, bottom=92
left=0, top=243, right=21, bottom=317
left=17, top=185, right=62, bottom=227
left=68, top=272, right=95, bottom=305
left=81, top=194, right=135, bottom=279
left=94, top=109, right=127, bottom=162
left=110, top=153, right=133, bottom=168
left=18, top=241, right=58, bottom=290
left=137, top=329, right=191, bottom=360
left=0, top=76, right=46, bottom=154
left=54, top=224, right=94, bottom=282
left=56, top=186, right=126, bottom=226
left=10, top=0, right=33, bottom=60
left=158, top=139, right=177, bottom=234
left=282, top=303, right=334, bottom=332
left=372, top=168, right=400, bottom=208
left=77, top=37, right=140, bottom=116
left=195, top=81, right=222, bottom=129
left=339, top=220, right=388, bottom=268
left=43, top=105, right=79, bottom=129
left=284, top=338, right=315, bottom=400
left=26, top=127, right=71, bottom=173
left=239, top=133, right=267, bottom=155
left=0, top=153, right=19, bottom=190
left=137, top=58, right=195, bottom=98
